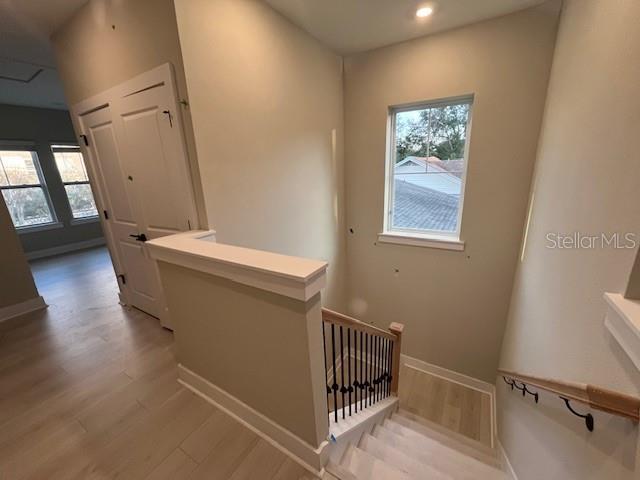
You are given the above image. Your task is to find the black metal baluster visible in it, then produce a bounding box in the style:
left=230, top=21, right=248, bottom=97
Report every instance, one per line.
left=383, top=339, right=388, bottom=398
left=330, top=324, right=338, bottom=423
left=371, top=336, right=378, bottom=404
left=368, top=334, right=374, bottom=406
left=384, top=340, right=391, bottom=397
left=364, top=333, right=369, bottom=408
left=353, top=330, right=358, bottom=414
left=386, top=338, right=390, bottom=398
left=339, top=326, right=346, bottom=420
left=347, top=328, right=352, bottom=417
left=360, top=332, right=364, bottom=410
left=380, top=338, right=387, bottom=399
left=322, top=323, right=330, bottom=409
left=380, top=337, right=384, bottom=401
left=388, top=341, right=394, bottom=397
left=385, top=338, right=390, bottom=398
left=376, top=336, right=380, bottom=402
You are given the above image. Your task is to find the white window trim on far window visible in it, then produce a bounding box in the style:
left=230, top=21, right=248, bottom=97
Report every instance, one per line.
left=51, top=144, right=100, bottom=221
left=381, top=95, right=474, bottom=250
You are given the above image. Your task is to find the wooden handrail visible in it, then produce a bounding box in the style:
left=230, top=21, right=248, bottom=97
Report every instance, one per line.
left=499, top=369, right=640, bottom=422
left=321, top=308, right=397, bottom=341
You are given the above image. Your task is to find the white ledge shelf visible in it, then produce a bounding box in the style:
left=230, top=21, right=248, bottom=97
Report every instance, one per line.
left=147, top=230, right=328, bottom=301
left=604, top=292, right=640, bottom=372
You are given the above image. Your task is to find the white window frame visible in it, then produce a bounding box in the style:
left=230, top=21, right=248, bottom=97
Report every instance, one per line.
left=0, top=144, right=60, bottom=232
left=51, top=143, right=100, bottom=223
left=379, top=95, right=474, bottom=251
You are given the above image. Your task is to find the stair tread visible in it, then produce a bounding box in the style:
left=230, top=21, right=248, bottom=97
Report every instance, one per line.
left=359, top=433, right=453, bottom=480
left=396, top=410, right=495, bottom=456
left=384, top=417, right=501, bottom=468
left=373, top=425, right=508, bottom=480
left=326, top=461, right=358, bottom=480
left=340, top=444, right=414, bottom=480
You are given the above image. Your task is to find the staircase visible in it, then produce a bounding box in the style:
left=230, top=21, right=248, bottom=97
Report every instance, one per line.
left=327, top=410, right=508, bottom=480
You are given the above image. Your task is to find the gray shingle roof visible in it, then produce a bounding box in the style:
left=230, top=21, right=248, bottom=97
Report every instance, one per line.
left=392, top=179, right=459, bottom=232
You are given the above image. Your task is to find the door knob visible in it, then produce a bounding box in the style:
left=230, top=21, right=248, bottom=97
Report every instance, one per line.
left=129, top=233, right=148, bottom=242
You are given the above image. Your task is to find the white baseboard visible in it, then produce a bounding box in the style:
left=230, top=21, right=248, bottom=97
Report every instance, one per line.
left=0, top=296, right=47, bottom=323
left=26, top=237, right=106, bottom=260
left=497, top=440, right=518, bottom=480
left=400, top=354, right=497, bottom=448
left=178, top=364, right=329, bottom=476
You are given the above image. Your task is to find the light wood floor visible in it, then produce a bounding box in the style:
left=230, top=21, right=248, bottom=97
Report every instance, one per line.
left=397, top=363, right=493, bottom=447
left=0, top=247, right=316, bottom=480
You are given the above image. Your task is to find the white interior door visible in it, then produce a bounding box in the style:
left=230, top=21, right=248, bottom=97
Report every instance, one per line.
left=112, top=81, right=195, bottom=240
left=72, top=64, right=198, bottom=328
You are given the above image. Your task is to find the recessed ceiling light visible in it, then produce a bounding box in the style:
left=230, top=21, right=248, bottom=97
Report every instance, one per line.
left=416, top=6, right=434, bottom=18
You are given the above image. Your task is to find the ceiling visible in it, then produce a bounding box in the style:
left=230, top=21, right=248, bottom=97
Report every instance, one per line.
left=264, top=0, right=549, bottom=54
left=0, top=0, right=88, bottom=110
left=0, top=0, right=549, bottom=109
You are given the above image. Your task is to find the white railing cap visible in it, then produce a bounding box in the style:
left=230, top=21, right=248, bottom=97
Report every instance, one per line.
left=147, top=230, right=328, bottom=301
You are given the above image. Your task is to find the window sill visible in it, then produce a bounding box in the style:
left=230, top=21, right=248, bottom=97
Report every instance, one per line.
left=377, top=232, right=465, bottom=251
left=71, top=216, right=100, bottom=226
left=17, top=222, right=64, bottom=234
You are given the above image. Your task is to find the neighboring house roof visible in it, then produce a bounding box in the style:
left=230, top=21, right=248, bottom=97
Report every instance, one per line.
left=397, top=156, right=464, bottom=177
left=392, top=179, right=459, bottom=232
left=395, top=156, right=462, bottom=196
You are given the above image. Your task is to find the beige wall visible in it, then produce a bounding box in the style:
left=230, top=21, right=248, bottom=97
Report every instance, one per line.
left=173, top=0, right=346, bottom=310
left=498, top=0, right=640, bottom=478
left=0, top=198, right=39, bottom=309
left=342, top=4, right=561, bottom=382
left=51, top=0, right=207, bottom=228
left=158, top=261, right=328, bottom=447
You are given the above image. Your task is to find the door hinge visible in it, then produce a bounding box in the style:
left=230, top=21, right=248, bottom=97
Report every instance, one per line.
left=117, top=273, right=126, bottom=285
left=80, top=134, right=89, bottom=146
left=103, top=210, right=109, bottom=220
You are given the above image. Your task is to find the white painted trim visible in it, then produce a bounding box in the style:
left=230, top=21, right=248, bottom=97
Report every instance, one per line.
left=70, top=216, right=100, bottom=226
left=16, top=221, right=64, bottom=235
left=400, top=354, right=496, bottom=448
left=148, top=230, right=328, bottom=301
left=382, top=95, right=474, bottom=246
left=178, top=364, right=329, bottom=475
left=497, top=440, right=519, bottom=480
left=604, top=292, right=640, bottom=371
left=378, top=232, right=465, bottom=251
left=0, top=296, right=47, bottom=322
left=400, top=354, right=494, bottom=394
left=26, top=237, right=106, bottom=260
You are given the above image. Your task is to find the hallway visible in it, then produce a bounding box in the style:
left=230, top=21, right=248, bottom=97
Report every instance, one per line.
left=0, top=248, right=314, bottom=479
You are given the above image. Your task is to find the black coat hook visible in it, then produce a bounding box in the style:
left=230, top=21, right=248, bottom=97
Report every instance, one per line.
left=512, top=381, right=539, bottom=403
left=503, top=376, right=515, bottom=390
left=560, top=397, right=594, bottom=432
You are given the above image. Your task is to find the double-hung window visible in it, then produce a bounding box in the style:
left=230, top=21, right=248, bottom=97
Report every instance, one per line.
left=51, top=145, right=99, bottom=220
left=382, top=96, right=473, bottom=249
left=0, top=150, right=56, bottom=229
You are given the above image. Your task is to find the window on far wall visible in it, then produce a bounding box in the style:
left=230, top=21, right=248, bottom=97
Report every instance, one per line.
left=0, top=150, right=56, bottom=228
left=51, top=145, right=99, bottom=220
left=385, top=96, right=473, bottom=240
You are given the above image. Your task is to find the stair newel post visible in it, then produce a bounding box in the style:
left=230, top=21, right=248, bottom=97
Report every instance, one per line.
left=389, top=322, right=404, bottom=396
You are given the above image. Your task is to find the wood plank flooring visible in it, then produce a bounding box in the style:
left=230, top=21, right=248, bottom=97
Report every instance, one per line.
left=397, top=363, right=493, bottom=447
left=0, top=247, right=311, bottom=480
